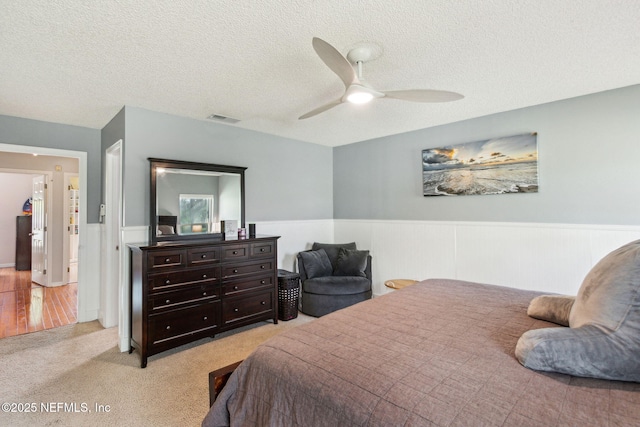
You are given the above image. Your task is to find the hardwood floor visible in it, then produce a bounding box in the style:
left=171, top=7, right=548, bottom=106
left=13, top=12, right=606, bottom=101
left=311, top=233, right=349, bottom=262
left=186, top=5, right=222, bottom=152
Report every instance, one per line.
left=0, top=268, right=77, bottom=338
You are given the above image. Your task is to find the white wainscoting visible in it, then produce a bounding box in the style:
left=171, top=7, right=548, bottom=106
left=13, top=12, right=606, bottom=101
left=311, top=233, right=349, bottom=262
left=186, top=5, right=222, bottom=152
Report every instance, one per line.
left=105, top=219, right=640, bottom=352
left=118, top=226, right=149, bottom=351
left=77, top=223, right=101, bottom=322
left=334, top=220, right=640, bottom=297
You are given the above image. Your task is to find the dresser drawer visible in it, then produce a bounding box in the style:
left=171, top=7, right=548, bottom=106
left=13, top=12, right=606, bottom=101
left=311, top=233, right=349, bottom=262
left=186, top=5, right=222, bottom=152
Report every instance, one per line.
left=149, top=302, right=219, bottom=344
left=148, top=267, right=219, bottom=292
left=187, top=247, right=221, bottom=266
left=147, top=249, right=186, bottom=269
left=221, top=259, right=274, bottom=280
left=222, top=274, right=274, bottom=296
left=222, top=290, right=273, bottom=325
left=222, top=244, right=249, bottom=261
left=250, top=241, right=275, bottom=258
left=149, top=283, right=219, bottom=312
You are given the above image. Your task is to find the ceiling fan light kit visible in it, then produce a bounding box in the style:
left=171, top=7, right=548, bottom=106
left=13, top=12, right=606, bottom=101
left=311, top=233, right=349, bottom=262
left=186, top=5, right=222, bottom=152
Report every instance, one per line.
left=344, top=84, right=383, bottom=104
left=299, top=37, right=464, bottom=120
left=346, top=91, right=373, bottom=104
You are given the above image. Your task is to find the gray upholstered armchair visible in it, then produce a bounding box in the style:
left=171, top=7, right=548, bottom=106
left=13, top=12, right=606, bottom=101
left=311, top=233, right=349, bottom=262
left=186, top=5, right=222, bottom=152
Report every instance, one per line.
left=297, top=242, right=372, bottom=317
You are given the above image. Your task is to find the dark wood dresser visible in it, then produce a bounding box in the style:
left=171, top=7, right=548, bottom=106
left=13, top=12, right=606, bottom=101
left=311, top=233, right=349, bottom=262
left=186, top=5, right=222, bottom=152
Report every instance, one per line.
left=129, top=235, right=279, bottom=368
left=15, top=216, right=32, bottom=271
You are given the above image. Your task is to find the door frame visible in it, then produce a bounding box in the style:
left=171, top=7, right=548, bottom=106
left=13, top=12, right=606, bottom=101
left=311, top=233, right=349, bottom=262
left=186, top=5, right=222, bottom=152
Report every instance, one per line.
left=0, top=143, right=88, bottom=318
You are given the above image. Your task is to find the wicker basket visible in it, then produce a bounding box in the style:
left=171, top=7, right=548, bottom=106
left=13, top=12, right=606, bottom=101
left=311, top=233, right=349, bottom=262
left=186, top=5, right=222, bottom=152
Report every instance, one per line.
left=277, top=269, right=300, bottom=321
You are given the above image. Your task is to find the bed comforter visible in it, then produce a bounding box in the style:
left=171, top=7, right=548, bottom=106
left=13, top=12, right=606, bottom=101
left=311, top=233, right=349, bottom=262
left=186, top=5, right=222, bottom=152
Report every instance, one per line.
left=203, top=279, right=640, bottom=426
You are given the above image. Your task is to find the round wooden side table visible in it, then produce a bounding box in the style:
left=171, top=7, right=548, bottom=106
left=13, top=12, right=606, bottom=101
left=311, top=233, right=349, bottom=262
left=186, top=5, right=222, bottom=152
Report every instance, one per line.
left=384, top=279, right=418, bottom=290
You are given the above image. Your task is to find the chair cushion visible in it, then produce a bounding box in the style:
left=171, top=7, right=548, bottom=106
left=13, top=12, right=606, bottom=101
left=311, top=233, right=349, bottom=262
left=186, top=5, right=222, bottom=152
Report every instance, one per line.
left=302, top=276, right=371, bottom=296
left=516, top=239, right=640, bottom=382
left=333, top=248, right=369, bottom=277
left=298, top=249, right=333, bottom=279
left=312, top=242, right=357, bottom=269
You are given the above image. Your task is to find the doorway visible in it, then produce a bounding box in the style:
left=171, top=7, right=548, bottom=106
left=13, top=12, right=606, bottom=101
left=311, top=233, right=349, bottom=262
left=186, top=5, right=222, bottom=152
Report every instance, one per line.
left=0, top=146, right=86, bottom=337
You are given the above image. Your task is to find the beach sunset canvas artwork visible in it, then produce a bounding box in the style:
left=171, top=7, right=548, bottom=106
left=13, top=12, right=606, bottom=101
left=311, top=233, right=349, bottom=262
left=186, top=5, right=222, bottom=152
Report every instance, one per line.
left=423, top=133, right=538, bottom=196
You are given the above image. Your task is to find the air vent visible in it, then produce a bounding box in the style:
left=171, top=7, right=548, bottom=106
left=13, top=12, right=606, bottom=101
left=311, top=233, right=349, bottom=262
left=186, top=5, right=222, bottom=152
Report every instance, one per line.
left=206, top=114, right=240, bottom=124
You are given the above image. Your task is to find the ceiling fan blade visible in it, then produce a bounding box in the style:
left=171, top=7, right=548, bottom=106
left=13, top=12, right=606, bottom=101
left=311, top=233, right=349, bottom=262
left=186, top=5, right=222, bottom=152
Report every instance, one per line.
left=298, top=99, right=343, bottom=120
left=383, top=89, right=464, bottom=103
left=312, top=37, right=359, bottom=88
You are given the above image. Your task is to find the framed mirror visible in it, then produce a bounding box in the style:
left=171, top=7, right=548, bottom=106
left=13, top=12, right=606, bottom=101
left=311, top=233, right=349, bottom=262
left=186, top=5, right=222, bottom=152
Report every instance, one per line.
left=149, top=158, right=246, bottom=244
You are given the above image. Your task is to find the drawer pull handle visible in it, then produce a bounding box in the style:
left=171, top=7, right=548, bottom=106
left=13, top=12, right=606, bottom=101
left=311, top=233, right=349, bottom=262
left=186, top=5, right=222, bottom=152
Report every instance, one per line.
left=261, top=280, right=266, bottom=284
left=233, top=269, right=238, bottom=273
left=165, top=258, right=171, bottom=263
left=233, top=286, right=238, bottom=290
left=261, top=265, right=266, bottom=269
left=166, top=325, right=171, bottom=330
left=201, top=254, right=207, bottom=259
left=260, top=248, right=266, bottom=252
left=165, top=280, right=171, bottom=285
left=202, top=274, right=207, bottom=279
left=232, top=250, right=238, bottom=255
left=165, top=299, right=170, bottom=304
left=203, top=292, right=207, bottom=296
left=203, top=316, right=208, bottom=321
left=261, top=301, right=266, bottom=305
left=234, top=308, right=239, bottom=312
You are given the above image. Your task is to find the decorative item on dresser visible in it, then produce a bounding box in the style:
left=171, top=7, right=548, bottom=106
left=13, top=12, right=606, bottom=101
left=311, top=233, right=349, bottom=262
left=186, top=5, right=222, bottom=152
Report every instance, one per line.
left=129, top=235, right=279, bottom=368
left=129, top=157, right=280, bottom=368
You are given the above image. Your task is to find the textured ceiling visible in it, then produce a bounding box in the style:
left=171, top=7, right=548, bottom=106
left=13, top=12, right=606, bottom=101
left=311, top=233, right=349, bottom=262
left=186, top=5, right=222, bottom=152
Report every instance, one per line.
left=1, top=1, right=639, bottom=147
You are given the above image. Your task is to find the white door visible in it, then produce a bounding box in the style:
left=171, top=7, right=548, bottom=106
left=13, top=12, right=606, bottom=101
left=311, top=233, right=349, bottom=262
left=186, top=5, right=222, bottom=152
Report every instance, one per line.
left=104, top=140, right=122, bottom=329
left=31, top=175, right=48, bottom=286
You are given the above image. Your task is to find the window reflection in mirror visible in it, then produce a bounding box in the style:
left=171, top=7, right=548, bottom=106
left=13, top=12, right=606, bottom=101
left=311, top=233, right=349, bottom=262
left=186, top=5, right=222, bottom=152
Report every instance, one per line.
left=179, top=194, right=213, bottom=234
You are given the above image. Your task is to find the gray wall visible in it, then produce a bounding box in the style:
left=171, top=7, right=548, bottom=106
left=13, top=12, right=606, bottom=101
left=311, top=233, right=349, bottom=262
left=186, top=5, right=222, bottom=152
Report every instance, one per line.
left=123, top=106, right=333, bottom=227
left=0, top=115, right=102, bottom=223
left=101, top=107, right=125, bottom=215
left=334, top=84, right=640, bottom=225
left=156, top=173, right=219, bottom=217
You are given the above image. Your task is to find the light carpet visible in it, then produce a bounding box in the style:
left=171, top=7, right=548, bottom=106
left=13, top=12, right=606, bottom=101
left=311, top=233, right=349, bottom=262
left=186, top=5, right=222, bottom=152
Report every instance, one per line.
left=0, top=314, right=314, bottom=426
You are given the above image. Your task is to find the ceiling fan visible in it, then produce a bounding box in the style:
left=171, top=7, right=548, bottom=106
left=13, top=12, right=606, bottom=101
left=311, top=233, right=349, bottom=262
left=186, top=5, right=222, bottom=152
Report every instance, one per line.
left=299, top=37, right=464, bottom=120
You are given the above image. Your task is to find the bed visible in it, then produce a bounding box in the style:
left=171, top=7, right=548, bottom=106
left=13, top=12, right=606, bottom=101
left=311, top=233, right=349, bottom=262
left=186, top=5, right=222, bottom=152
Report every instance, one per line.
left=203, top=278, right=640, bottom=426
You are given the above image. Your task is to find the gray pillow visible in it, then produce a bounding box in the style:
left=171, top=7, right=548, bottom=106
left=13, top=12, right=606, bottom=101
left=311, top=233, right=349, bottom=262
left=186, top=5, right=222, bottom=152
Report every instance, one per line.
left=312, top=242, right=357, bottom=269
left=299, top=249, right=333, bottom=279
left=157, top=225, right=175, bottom=235
left=527, top=295, right=575, bottom=327
left=516, top=239, right=640, bottom=382
left=569, top=240, right=640, bottom=329
left=333, top=248, right=369, bottom=277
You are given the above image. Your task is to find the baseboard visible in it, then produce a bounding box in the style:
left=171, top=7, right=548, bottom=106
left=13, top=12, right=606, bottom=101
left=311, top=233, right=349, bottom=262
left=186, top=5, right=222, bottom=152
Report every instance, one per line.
left=0, top=263, right=15, bottom=268
left=42, top=281, right=65, bottom=287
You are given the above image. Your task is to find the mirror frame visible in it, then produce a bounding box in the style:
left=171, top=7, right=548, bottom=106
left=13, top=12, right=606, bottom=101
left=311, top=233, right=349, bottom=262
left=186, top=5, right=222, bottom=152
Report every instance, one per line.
left=149, top=158, right=246, bottom=244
